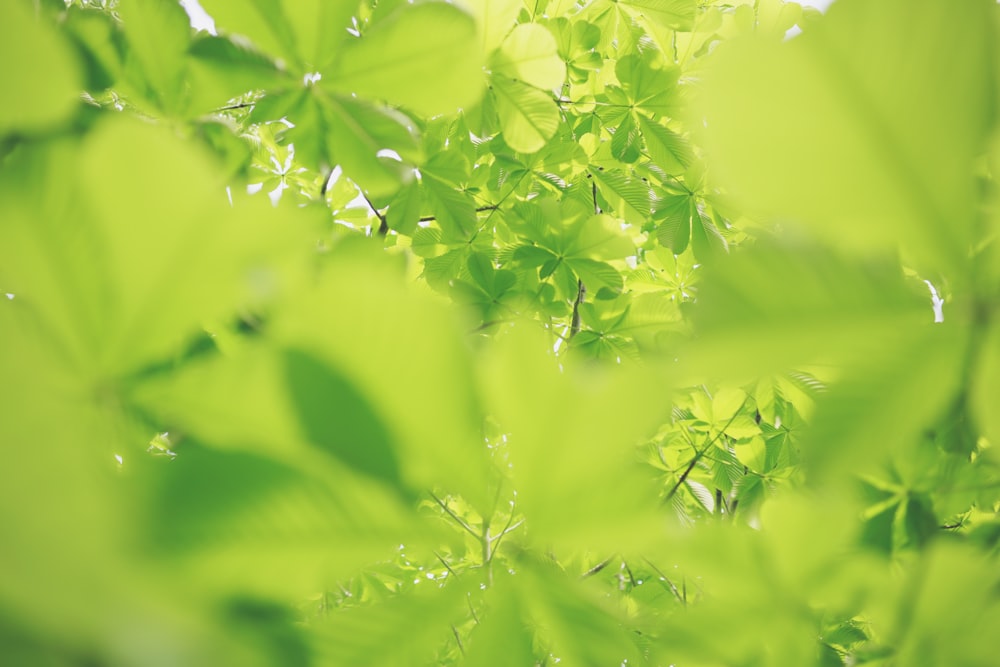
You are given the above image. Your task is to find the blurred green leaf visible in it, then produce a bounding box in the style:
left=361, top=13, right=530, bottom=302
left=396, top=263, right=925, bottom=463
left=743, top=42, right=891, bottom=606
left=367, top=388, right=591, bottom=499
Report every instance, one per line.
left=694, top=0, right=994, bottom=277
left=326, top=3, right=484, bottom=117
left=0, top=1, right=80, bottom=135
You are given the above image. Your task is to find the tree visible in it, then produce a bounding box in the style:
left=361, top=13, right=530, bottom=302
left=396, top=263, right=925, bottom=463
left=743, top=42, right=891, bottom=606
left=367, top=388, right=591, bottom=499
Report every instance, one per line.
left=2, top=0, right=999, bottom=664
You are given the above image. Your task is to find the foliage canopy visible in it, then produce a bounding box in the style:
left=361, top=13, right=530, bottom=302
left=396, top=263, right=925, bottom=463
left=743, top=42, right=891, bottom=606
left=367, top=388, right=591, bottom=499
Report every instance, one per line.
left=2, top=0, right=1000, bottom=665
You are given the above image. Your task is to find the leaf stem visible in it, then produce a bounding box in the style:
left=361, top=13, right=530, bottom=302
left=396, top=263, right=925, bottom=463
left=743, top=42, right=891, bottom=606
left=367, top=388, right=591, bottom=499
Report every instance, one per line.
left=663, top=396, right=750, bottom=504
left=430, top=492, right=481, bottom=541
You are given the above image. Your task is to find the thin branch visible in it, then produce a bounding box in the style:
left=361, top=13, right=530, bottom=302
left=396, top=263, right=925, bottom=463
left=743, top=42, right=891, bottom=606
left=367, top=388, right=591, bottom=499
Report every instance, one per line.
left=360, top=191, right=389, bottom=236
left=662, top=396, right=750, bottom=504
left=622, top=559, right=638, bottom=588
left=466, top=593, right=480, bottom=624
left=430, top=492, right=481, bottom=541
left=417, top=205, right=500, bottom=223
left=569, top=279, right=586, bottom=339
left=641, top=557, right=685, bottom=605
left=487, top=501, right=522, bottom=562
left=581, top=555, right=616, bottom=579
left=451, top=625, right=465, bottom=655
left=434, top=551, right=460, bottom=579
left=215, top=102, right=255, bottom=111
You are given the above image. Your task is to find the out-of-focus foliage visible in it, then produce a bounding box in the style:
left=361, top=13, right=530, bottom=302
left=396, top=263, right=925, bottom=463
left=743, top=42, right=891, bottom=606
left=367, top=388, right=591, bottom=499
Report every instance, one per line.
left=2, top=0, right=999, bottom=664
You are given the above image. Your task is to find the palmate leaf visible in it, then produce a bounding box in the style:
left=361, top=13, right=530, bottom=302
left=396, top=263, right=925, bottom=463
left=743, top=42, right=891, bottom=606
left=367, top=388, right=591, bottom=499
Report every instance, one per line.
left=199, top=0, right=301, bottom=70
left=694, top=0, right=994, bottom=278
left=284, top=348, right=406, bottom=495
left=311, top=580, right=471, bottom=667
left=459, top=0, right=522, bottom=54
left=482, top=326, right=670, bottom=553
left=273, top=246, right=493, bottom=512
left=492, top=23, right=567, bottom=90
left=140, top=441, right=428, bottom=599
left=421, top=150, right=478, bottom=239
left=682, top=241, right=932, bottom=382
left=118, top=0, right=190, bottom=114
left=327, top=2, right=484, bottom=117
left=637, top=114, right=692, bottom=175
left=802, top=326, right=966, bottom=484
left=618, top=0, right=696, bottom=31
left=614, top=53, right=679, bottom=116
left=654, top=193, right=726, bottom=257
left=0, top=118, right=317, bottom=377
left=0, top=0, right=80, bottom=134
left=320, top=92, right=420, bottom=196
left=186, top=35, right=289, bottom=116
left=493, top=75, right=561, bottom=154
left=590, top=168, right=652, bottom=224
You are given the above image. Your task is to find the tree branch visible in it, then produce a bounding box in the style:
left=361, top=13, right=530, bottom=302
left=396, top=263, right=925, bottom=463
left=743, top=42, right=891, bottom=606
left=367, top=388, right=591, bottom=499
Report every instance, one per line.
left=417, top=205, right=499, bottom=223
left=663, top=396, right=750, bottom=504
left=360, top=192, right=389, bottom=236
left=430, top=492, right=481, bottom=541
left=569, top=279, right=586, bottom=339
left=581, top=555, right=616, bottom=579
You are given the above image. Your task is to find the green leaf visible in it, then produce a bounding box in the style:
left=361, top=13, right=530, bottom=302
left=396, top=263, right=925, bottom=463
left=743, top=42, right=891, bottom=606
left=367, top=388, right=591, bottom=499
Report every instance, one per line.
left=611, top=111, right=641, bottom=163
left=186, top=35, right=288, bottom=115
left=274, top=247, right=493, bottom=512
left=565, top=213, right=634, bottom=260
left=493, top=75, right=561, bottom=154
left=119, top=0, right=190, bottom=113
left=421, top=151, right=477, bottom=238
left=482, top=326, right=670, bottom=552
left=321, top=92, right=419, bottom=196
left=654, top=194, right=694, bottom=254
left=590, top=168, right=652, bottom=224
left=614, top=53, right=678, bottom=115
left=282, top=0, right=358, bottom=70
left=313, top=581, right=469, bottom=667
left=694, top=0, right=994, bottom=277
left=284, top=348, right=406, bottom=494
left=637, top=115, right=691, bottom=174
left=0, top=118, right=316, bottom=376
left=326, top=3, right=484, bottom=117
left=142, top=442, right=421, bottom=597
left=459, top=0, right=522, bottom=54
left=618, top=0, right=696, bottom=31
left=0, top=1, right=80, bottom=134
left=199, top=0, right=301, bottom=69
left=493, top=23, right=566, bottom=90
left=683, top=241, right=931, bottom=381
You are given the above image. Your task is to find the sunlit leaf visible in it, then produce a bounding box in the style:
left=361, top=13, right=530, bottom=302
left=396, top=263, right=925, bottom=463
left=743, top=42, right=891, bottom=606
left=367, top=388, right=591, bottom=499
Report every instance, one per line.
left=327, top=2, right=484, bottom=117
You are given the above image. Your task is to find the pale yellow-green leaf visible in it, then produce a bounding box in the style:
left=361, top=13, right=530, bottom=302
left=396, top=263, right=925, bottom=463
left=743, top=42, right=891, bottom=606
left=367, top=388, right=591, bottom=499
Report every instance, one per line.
left=0, top=2, right=80, bottom=134
left=327, top=2, right=484, bottom=116
left=693, top=0, right=993, bottom=278
left=493, top=76, right=560, bottom=154
left=272, top=247, right=493, bottom=512
left=118, top=0, right=190, bottom=112
left=493, top=23, right=566, bottom=90
left=283, top=0, right=357, bottom=70
left=973, top=323, right=1000, bottom=450
left=458, top=0, right=522, bottom=54
left=481, top=325, right=670, bottom=552
left=0, top=118, right=317, bottom=377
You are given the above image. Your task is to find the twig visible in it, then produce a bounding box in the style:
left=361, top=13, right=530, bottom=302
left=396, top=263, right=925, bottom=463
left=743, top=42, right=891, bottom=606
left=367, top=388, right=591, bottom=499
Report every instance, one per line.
left=360, top=192, right=389, bottom=236
left=581, top=555, right=616, bottom=579
left=569, top=279, right=586, bottom=339
left=662, top=396, right=750, bottom=504
left=451, top=625, right=465, bottom=655
left=487, top=500, right=522, bottom=562
left=642, top=557, right=684, bottom=605
left=417, top=205, right=500, bottom=223
left=434, top=551, right=460, bottom=579
left=430, top=492, right=481, bottom=541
